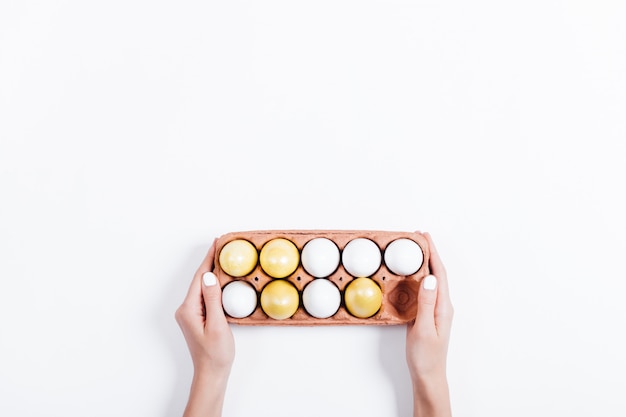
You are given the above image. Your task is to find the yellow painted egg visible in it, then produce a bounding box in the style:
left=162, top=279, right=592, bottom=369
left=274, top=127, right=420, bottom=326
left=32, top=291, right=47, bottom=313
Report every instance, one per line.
left=260, top=280, right=299, bottom=320
left=259, top=238, right=300, bottom=278
left=344, top=277, right=382, bottom=318
left=218, top=239, right=258, bottom=277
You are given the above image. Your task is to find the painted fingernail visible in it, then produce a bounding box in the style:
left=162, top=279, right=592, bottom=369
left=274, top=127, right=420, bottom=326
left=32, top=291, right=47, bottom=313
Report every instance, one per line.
left=423, top=274, right=437, bottom=290
left=203, top=272, right=217, bottom=287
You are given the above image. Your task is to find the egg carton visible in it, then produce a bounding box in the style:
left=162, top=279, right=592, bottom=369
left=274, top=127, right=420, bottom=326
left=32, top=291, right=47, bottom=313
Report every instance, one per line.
left=213, top=230, right=431, bottom=325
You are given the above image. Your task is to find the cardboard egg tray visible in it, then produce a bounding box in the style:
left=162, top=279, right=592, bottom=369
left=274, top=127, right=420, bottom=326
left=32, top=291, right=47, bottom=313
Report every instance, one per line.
left=213, top=230, right=430, bottom=325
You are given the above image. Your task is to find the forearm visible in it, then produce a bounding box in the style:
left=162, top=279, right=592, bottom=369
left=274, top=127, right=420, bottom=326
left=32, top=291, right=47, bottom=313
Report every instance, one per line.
left=412, top=374, right=452, bottom=417
left=183, top=371, right=230, bottom=417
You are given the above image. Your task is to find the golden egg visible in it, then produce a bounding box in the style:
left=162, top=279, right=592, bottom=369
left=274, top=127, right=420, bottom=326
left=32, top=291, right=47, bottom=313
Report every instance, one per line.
left=260, top=280, right=299, bottom=320
left=219, top=239, right=258, bottom=277
left=344, top=277, right=382, bottom=318
left=259, top=238, right=300, bottom=278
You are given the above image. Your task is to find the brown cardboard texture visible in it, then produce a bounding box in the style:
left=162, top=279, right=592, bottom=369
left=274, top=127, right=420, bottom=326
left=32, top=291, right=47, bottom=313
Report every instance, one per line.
left=213, top=230, right=430, bottom=326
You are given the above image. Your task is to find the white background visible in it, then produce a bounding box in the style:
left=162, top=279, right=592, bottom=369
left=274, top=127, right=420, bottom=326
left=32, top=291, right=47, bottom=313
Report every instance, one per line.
left=1, top=1, right=625, bottom=416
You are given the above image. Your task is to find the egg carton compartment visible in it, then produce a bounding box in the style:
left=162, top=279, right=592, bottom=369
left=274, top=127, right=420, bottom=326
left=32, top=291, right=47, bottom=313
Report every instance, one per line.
left=213, top=230, right=431, bottom=326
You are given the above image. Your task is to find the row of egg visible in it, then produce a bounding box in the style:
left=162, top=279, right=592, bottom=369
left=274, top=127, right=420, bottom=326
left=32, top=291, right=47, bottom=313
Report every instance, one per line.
left=221, top=276, right=383, bottom=320
left=218, top=236, right=424, bottom=279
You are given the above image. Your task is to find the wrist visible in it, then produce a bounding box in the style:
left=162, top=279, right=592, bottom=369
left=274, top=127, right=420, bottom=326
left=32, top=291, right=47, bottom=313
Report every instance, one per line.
left=412, top=373, right=451, bottom=417
left=183, top=369, right=231, bottom=417
left=192, top=366, right=231, bottom=389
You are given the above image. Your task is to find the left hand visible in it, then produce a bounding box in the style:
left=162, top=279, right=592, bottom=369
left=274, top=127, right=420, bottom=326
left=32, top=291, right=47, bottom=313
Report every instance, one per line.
left=175, top=241, right=235, bottom=379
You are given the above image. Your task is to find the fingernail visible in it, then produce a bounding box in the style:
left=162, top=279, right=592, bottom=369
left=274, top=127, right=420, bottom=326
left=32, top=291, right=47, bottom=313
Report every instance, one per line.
left=423, top=274, right=437, bottom=290
left=203, top=272, right=217, bottom=287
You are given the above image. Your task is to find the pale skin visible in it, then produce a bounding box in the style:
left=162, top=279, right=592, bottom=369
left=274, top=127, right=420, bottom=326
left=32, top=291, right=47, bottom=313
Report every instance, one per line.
left=175, top=232, right=453, bottom=417
left=406, top=232, right=454, bottom=417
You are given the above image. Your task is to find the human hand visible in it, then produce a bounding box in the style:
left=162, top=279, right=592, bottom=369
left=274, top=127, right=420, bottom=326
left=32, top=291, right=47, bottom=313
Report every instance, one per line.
left=406, top=232, right=453, bottom=417
left=175, top=241, right=235, bottom=417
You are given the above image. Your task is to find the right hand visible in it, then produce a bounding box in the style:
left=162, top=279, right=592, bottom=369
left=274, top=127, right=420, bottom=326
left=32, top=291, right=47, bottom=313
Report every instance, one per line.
left=406, top=232, right=454, bottom=417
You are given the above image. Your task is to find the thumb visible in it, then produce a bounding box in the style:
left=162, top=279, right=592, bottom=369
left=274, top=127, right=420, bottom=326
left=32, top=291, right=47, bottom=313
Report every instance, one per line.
left=415, top=274, right=438, bottom=332
left=201, top=272, right=228, bottom=325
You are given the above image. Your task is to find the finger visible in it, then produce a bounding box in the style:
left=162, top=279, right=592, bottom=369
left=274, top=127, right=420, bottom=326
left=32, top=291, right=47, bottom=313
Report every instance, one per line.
left=195, top=239, right=217, bottom=276
left=181, top=241, right=216, bottom=301
left=424, top=232, right=453, bottom=333
left=198, top=241, right=229, bottom=327
left=424, top=232, right=451, bottom=304
left=424, top=232, right=446, bottom=280
left=178, top=241, right=217, bottom=318
left=408, top=274, right=438, bottom=337
left=201, top=271, right=229, bottom=328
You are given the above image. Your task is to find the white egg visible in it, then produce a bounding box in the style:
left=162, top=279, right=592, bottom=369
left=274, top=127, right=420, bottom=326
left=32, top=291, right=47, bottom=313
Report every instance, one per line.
left=384, top=238, right=423, bottom=276
left=302, top=279, right=341, bottom=319
left=222, top=280, right=258, bottom=318
left=301, top=238, right=341, bottom=278
left=341, top=238, right=382, bottom=277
